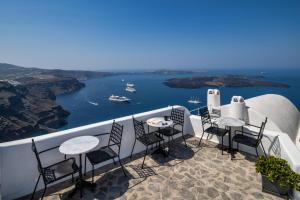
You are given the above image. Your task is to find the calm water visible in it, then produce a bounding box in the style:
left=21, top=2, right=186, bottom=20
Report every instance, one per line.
left=57, top=69, right=300, bottom=130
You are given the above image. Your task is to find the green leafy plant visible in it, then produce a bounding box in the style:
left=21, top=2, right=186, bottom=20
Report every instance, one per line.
left=256, top=156, right=300, bottom=191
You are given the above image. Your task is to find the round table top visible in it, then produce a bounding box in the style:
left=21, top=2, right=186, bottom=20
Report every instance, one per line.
left=59, top=136, right=99, bottom=155
left=146, top=117, right=173, bottom=128
left=217, top=117, right=245, bottom=127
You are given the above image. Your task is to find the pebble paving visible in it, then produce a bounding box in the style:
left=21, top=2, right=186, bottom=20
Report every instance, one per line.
left=36, top=137, right=281, bottom=200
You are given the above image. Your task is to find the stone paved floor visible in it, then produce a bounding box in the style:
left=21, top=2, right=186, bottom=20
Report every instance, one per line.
left=32, top=137, right=281, bottom=200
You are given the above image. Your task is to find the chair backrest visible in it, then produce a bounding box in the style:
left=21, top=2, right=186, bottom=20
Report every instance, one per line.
left=257, top=117, right=268, bottom=144
left=199, top=106, right=212, bottom=127
left=108, top=121, right=124, bottom=152
left=170, top=108, right=185, bottom=126
left=132, top=117, right=146, bottom=139
left=31, top=139, right=43, bottom=172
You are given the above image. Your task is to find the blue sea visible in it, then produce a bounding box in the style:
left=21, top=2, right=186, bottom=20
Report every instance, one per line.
left=57, top=69, right=300, bottom=130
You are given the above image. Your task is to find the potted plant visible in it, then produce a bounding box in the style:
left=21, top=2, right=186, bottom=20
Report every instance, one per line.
left=256, top=156, right=300, bottom=197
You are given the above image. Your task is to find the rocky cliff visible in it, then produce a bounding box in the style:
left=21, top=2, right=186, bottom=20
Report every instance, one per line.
left=0, top=63, right=113, bottom=142
left=0, top=81, right=73, bottom=142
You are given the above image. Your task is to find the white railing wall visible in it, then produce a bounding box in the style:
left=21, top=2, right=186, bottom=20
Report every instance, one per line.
left=0, top=106, right=191, bottom=200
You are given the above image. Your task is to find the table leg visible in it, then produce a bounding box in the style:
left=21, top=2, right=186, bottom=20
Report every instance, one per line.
left=79, top=154, right=83, bottom=198
left=151, top=128, right=168, bottom=157
left=68, top=154, right=96, bottom=198
left=229, top=126, right=232, bottom=151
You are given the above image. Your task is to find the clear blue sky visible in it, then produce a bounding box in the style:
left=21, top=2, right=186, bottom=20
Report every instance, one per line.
left=0, top=0, right=299, bottom=70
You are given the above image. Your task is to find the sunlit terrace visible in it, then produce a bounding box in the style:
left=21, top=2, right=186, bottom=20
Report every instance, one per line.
left=22, top=138, right=279, bottom=200
left=1, top=92, right=300, bottom=200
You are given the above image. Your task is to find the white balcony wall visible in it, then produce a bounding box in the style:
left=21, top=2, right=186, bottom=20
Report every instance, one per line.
left=0, top=106, right=191, bottom=200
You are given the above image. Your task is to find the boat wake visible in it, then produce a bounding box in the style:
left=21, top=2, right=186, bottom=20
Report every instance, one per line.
left=88, top=101, right=99, bottom=106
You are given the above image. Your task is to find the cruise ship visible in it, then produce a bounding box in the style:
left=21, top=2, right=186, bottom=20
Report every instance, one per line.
left=109, top=95, right=131, bottom=102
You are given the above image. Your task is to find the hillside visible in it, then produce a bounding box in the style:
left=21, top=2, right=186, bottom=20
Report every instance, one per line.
left=0, top=63, right=113, bottom=80
left=0, top=81, right=70, bottom=142
left=0, top=63, right=113, bottom=142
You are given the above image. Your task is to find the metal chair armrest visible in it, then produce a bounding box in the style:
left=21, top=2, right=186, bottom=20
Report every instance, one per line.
left=245, top=123, right=261, bottom=128
left=39, top=145, right=60, bottom=154
left=211, top=122, right=219, bottom=128
left=234, top=129, right=258, bottom=137
left=94, top=132, right=111, bottom=137
left=172, top=123, right=182, bottom=129
left=44, top=157, right=77, bottom=168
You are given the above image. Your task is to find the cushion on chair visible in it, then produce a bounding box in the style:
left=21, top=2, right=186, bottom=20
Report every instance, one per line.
left=232, top=134, right=258, bottom=147
left=86, top=146, right=117, bottom=165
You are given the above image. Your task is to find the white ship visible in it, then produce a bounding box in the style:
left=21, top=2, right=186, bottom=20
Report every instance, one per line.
left=126, top=83, right=134, bottom=87
left=109, top=95, right=130, bottom=102
left=125, top=86, right=136, bottom=92
left=188, top=97, right=201, bottom=104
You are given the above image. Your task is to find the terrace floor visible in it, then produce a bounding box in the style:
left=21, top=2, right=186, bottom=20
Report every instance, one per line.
left=28, top=137, right=281, bottom=200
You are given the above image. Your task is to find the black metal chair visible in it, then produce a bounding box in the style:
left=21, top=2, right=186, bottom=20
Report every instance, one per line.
left=232, top=118, right=268, bottom=157
left=31, top=139, right=79, bottom=200
left=198, top=106, right=229, bottom=154
left=84, top=120, right=127, bottom=182
left=157, top=107, right=187, bottom=148
left=131, top=117, right=164, bottom=168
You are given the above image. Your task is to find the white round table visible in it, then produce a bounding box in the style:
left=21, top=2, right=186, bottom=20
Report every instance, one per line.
left=146, top=117, right=173, bottom=157
left=146, top=117, right=173, bottom=128
left=59, top=136, right=99, bottom=155
left=59, top=136, right=99, bottom=197
left=217, top=117, right=245, bottom=159
left=217, top=117, right=245, bottom=128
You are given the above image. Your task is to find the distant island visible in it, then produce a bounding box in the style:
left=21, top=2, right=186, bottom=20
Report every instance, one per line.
left=0, top=63, right=113, bottom=142
left=164, top=75, right=290, bottom=89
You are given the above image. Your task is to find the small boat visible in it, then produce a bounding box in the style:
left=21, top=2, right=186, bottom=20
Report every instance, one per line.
left=188, top=97, right=201, bottom=104
left=125, top=86, right=136, bottom=93
left=88, top=101, right=99, bottom=106
left=121, top=79, right=125, bottom=82
left=126, top=83, right=134, bottom=87
left=109, top=95, right=130, bottom=102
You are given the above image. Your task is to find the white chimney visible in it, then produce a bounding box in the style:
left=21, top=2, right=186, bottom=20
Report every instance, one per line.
left=207, top=89, right=221, bottom=112
left=230, top=96, right=246, bottom=120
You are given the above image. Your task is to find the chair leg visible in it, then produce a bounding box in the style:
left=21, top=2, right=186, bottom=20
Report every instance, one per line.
left=112, top=157, right=116, bottom=165
left=168, top=136, right=171, bottom=156
left=31, top=174, right=41, bottom=200
left=118, top=156, right=127, bottom=176
left=255, top=148, right=259, bottom=157
left=142, top=146, right=148, bottom=168
left=130, top=139, right=136, bottom=159
left=221, top=136, right=224, bottom=155
left=84, top=156, right=87, bottom=176
left=40, top=183, right=47, bottom=200
left=198, top=131, right=205, bottom=147
left=72, top=174, right=74, bottom=183
left=92, top=165, right=94, bottom=183
left=261, top=143, right=267, bottom=156
left=181, top=130, right=187, bottom=147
